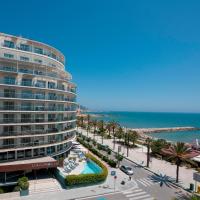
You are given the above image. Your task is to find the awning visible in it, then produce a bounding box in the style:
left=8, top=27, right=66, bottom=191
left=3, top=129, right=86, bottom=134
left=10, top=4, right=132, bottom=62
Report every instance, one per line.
left=0, top=157, right=58, bottom=172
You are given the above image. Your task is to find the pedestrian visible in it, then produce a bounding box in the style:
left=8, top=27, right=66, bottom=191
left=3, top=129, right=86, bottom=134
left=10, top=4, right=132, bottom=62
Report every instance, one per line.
left=129, top=176, right=132, bottom=181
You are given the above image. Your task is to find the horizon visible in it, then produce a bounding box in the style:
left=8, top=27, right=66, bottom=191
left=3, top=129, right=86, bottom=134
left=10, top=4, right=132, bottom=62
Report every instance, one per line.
left=0, top=0, right=200, bottom=112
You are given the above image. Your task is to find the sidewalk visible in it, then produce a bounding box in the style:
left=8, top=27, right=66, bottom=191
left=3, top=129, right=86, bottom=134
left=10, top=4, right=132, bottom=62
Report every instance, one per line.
left=79, top=128, right=197, bottom=189
left=12, top=168, right=137, bottom=200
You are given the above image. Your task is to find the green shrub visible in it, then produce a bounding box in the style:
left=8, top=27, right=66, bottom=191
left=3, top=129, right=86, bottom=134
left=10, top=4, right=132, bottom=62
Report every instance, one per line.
left=17, top=176, right=29, bottom=190
left=0, top=187, right=4, bottom=194
left=77, top=136, right=117, bottom=168
left=107, top=159, right=117, bottom=168
left=65, top=153, right=108, bottom=186
left=13, top=185, right=20, bottom=192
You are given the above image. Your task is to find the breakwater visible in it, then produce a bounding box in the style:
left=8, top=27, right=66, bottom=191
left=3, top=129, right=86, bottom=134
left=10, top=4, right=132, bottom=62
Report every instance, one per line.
left=129, top=127, right=200, bottom=134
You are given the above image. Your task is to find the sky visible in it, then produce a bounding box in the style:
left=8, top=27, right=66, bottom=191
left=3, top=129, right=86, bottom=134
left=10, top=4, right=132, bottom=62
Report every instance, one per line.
left=1, top=0, right=200, bottom=112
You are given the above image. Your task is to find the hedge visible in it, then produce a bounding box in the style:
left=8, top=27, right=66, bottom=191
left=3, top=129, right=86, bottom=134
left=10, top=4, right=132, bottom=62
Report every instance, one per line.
left=77, top=137, right=117, bottom=168
left=65, top=153, right=108, bottom=186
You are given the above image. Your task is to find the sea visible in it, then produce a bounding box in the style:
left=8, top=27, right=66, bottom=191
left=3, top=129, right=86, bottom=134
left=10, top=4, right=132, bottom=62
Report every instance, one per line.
left=89, top=111, right=200, bottom=143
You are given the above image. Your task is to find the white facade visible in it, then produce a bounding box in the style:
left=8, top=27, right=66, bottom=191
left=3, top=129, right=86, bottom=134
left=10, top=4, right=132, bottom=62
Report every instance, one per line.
left=0, top=33, right=77, bottom=161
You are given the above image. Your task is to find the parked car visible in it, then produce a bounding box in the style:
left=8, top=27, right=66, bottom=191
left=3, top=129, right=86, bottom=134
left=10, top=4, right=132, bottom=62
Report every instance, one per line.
left=120, top=165, right=134, bottom=175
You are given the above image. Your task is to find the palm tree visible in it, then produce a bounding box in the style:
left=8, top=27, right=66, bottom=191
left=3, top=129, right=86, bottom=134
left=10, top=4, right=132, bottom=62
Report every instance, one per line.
left=129, top=131, right=139, bottom=147
left=115, top=127, right=124, bottom=144
left=145, top=137, right=152, bottom=168
left=97, top=120, right=106, bottom=144
left=91, top=119, right=98, bottom=140
left=109, top=121, right=119, bottom=150
left=106, top=123, right=112, bottom=138
left=125, top=130, right=134, bottom=157
left=86, top=114, right=91, bottom=137
left=162, top=142, right=199, bottom=183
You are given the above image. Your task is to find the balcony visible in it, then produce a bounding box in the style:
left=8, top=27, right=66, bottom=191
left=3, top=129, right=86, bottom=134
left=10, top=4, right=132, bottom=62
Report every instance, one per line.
left=1, top=92, right=76, bottom=102
left=0, top=78, right=76, bottom=94
left=0, top=134, right=75, bottom=150
left=0, top=117, right=76, bottom=124
left=0, top=126, right=75, bottom=137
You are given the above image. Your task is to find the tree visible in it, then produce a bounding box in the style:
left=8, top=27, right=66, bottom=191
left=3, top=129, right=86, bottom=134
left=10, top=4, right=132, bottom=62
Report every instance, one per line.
left=98, top=120, right=106, bottom=144
left=109, top=121, right=120, bottom=150
left=86, top=114, right=91, bottom=137
left=129, top=131, right=139, bottom=147
left=91, top=119, right=98, bottom=140
left=106, top=123, right=112, bottom=138
left=151, top=139, right=169, bottom=156
left=162, top=142, right=199, bottom=183
left=115, top=153, right=124, bottom=167
left=145, top=137, right=152, bottom=168
left=125, top=130, right=135, bottom=157
left=115, top=127, right=124, bottom=144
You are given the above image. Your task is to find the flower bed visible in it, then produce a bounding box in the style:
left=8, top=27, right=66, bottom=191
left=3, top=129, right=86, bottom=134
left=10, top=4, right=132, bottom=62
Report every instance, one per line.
left=77, top=137, right=117, bottom=168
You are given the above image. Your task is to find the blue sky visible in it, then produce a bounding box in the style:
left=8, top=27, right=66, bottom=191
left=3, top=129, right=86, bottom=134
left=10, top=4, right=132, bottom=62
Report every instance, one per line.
left=1, top=0, right=200, bottom=112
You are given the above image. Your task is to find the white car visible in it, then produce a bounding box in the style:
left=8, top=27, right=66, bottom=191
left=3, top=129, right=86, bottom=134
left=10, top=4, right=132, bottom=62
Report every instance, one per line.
left=120, top=165, right=134, bottom=175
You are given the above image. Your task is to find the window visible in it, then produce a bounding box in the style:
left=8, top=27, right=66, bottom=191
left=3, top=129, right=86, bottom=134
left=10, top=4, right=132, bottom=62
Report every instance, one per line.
left=4, top=89, right=15, bottom=98
left=21, top=78, right=32, bottom=86
left=35, top=114, right=44, bottom=122
left=21, top=90, right=32, bottom=99
left=48, top=82, right=55, bottom=89
left=21, top=114, right=31, bottom=123
left=48, top=93, right=56, bottom=100
left=4, top=40, right=14, bottom=48
left=3, top=139, right=14, bottom=146
left=35, top=103, right=44, bottom=111
left=20, top=44, right=30, bottom=51
left=20, top=56, right=29, bottom=62
left=4, top=53, right=14, bottom=59
left=21, top=102, right=32, bottom=111
left=4, top=76, right=16, bottom=85
left=35, top=92, right=45, bottom=99
left=35, top=80, right=45, bottom=88
left=4, top=126, right=14, bottom=135
left=34, top=47, right=43, bottom=54
left=3, top=114, right=15, bottom=123
left=4, top=101, right=14, bottom=110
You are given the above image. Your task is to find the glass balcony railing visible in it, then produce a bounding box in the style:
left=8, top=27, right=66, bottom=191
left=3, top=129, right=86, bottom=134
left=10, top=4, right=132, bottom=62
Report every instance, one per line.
left=1, top=92, right=76, bottom=102
left=0, top=134, right=75, bottom=149
left=0, top=126, right=76, bottom=137
left=0, top=78, right=76, bottom=94
left=0, top=65, right=71, bottom=82
left=0, top=117, right=76, bottom=124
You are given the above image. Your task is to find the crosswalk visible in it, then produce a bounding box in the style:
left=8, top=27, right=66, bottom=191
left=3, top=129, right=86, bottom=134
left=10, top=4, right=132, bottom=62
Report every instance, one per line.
left=123, top=188, right=154, bottom=200
left=135, top=177, right=158, bottom=187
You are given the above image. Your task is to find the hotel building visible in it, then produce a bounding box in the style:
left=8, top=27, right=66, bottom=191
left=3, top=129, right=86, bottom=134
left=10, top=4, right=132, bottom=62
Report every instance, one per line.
left=0, top=33, right=77, bottom=177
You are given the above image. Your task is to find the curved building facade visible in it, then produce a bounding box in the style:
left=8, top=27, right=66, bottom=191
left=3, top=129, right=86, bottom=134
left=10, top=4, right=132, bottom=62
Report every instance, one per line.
left=0, top=33, right=77, bottom=162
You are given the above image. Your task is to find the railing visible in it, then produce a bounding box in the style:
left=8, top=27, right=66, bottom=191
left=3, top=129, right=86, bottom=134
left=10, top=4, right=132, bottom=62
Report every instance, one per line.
left=0, top=134, right=75, bottom=149
left=0, top=77, right=76, bottom=94
left=1, top=42, right=64, bottom=64
left=0, top=65, right=73, bottom=84
left=0, top=92, right=76, bottom=102
left=0, top=117, right=76, bottom=124
left=0, top=126, right=76, bottom=137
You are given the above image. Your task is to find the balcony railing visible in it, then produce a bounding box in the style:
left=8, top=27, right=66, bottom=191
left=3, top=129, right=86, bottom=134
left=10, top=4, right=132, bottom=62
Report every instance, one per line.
left=0, top=134, right=75, bottom=149
left=1, top=117, right=76, bottom=124
left=0, top=105, right=76, bottom=111
left=0, top=126, right=75, bottom=137
left=1, top=92, right=76, bottom=102
left=0, top=78, right=76, bottom=94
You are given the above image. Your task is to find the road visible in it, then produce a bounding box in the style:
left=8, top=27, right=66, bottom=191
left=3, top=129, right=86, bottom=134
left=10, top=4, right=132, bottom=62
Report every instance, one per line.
left=78, top=129, right=191, bottom=200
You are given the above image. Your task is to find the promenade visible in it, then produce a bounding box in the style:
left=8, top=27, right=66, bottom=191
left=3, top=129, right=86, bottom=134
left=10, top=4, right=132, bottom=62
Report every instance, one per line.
left=79, top=128, right=197, bottom=189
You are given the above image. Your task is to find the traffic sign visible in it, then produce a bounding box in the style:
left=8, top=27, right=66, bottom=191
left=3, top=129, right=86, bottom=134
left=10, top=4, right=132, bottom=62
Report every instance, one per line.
left=111, top=170, right=116, bottom=176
